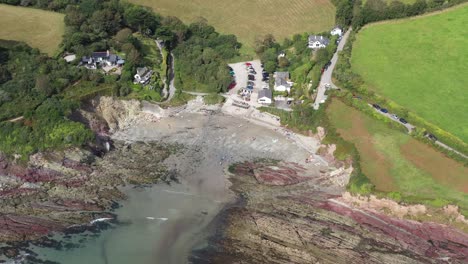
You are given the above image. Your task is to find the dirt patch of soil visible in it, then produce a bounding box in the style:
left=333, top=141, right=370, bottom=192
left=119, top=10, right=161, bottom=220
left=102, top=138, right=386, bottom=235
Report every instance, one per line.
left=330, top=103, right=397, bottom=192
left=401, top=139, right=468, bottom=193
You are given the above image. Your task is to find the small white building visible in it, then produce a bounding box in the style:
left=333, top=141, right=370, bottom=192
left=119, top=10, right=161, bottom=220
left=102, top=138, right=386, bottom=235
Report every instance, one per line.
left=331, top=26, right=343, bottom=37
left=134, top=67, right=153, bottom=84
left=257, top=88, right=272, bottom=105
left=308, top=35, right=330, bottom=49
left=274, top=72, right=293, bottom=93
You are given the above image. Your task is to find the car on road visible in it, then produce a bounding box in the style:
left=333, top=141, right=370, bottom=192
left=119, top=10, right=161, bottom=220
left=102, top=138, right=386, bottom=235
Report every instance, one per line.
left=380, top=108, right=388, bottom=113
left=427, top=133, right=438, bottom=141
left=399, top=118, right=408, bottom=124
left=391, top=114, right=399, bottom=120
left=372, top=104, right=381, bottom=110
left=228, top=81, right=236, bottom=90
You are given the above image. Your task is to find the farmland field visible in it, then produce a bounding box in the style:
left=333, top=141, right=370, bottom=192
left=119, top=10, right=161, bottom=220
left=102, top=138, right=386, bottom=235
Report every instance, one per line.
left=351, top=4, right=468, bottom=143
left=130, top=0, right=335, bottom=55
left=327, top=99, right=468, bottom=210
left=0, top=4, right=65, bottom=55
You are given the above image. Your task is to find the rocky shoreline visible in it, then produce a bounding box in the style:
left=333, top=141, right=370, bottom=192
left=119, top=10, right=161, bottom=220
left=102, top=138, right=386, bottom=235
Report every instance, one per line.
left=0, top=97, right=180, bottom=260
left=191, top=160, right=468, bottom=264
left=0, top=96, right=466, bottom=263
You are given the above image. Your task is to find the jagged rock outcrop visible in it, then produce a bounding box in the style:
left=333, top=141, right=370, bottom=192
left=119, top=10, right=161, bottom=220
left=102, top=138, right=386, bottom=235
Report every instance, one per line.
left=192, top=161, right=468, bottom=264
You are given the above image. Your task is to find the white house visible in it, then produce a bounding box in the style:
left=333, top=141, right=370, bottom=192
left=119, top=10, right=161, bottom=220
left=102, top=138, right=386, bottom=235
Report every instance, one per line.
left=274, top=72, right=293, bottom=93
left=80, top=50, right=124, bottom=69
left=308, top=35, right=330, bottom=49
left=331, top=26, right=343, bottom=37
left=134, top=67, right=153, bottom=84
left=257, top=88, right=272, bottom=105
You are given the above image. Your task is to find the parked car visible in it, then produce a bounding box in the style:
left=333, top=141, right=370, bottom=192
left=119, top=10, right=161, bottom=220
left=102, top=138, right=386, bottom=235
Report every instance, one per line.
left=248, top=75, right=255, bottom=81
left=262, top=77, right=269, bottom=82
left=246, top=85, right=253, bottom=90
left=249, top=70, right=257, bottom=75
left=245, top=62, right=252, bottom=66
left=372, top=104, right=381, bottom=110
left=391, top=114, right=399, bottom=120
left=426, top=133, right=438, bottom=141
left=399, top=118, right=408, bottom=124
left=262, top=72, right=269, bottom=77
left=247, top=81, right=254, bottom=86
left=380, top=108, right=388, bottom=113
left=228, top=81, right=236, bottom=90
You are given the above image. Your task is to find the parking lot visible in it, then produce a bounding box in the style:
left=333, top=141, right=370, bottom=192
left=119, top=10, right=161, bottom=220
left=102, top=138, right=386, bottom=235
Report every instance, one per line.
left=228, top=60, right=268, bottom=107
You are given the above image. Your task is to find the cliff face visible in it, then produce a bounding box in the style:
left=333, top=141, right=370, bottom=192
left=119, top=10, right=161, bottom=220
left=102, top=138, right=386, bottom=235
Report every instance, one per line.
left=0, top=97, right=172, bottom=249
left=192, top=160, right=468, bottom=264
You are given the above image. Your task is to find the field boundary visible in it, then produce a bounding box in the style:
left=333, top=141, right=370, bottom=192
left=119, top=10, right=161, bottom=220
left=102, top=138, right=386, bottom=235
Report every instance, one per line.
left=333, top=31, right=468, bottom=159
left=361, top=2, right=468, bottom=29
left=0, top=4, right=65, bottom=55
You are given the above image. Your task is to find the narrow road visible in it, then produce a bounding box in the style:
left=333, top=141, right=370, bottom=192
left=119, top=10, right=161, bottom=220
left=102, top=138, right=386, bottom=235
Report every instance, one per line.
left=155, top=40, right=176, bottom=102
left=368, top=103, right=415, bottom=133
left=313, top=29, right=352, bottom=110
left=166, top=52, right=176, bottom=101
left=315, top=29, right=466, bottom=159
left=155, top=40, right=169, bottom=98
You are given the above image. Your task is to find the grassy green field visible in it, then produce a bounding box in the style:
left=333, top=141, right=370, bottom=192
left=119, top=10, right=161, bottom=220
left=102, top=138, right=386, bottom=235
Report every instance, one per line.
left=0, top=4, right=64, bottom=55
left=351, top=5, right=468, bottom=143
left=327, top=99, right=468, bottom=210
left=130, top=0, right=335, bottom=56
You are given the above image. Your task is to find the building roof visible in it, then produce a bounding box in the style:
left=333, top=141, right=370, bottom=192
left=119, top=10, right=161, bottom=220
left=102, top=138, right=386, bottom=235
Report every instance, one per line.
left=108, top=54, right=117, bottom=63
left=308, top=35, right=330, bottom=46
left=92, top=51, right=109, bottom=58
left=275, top=72, right=290, bottom=87
left=258, top=88, right=272, bottom=99
left=136, top=67, right=148, bottom=76
left=117, top=59, right=125, bottom=65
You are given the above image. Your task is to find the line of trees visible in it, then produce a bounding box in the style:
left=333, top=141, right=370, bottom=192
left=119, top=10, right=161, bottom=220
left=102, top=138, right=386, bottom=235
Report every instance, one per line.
left=333, top=0, right=468, bottom=29
left=0, top=0, right=242, bottom=156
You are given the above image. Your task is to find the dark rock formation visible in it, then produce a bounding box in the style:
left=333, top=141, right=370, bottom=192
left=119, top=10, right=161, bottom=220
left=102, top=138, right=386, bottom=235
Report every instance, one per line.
left=192, top=161, right=468, bottom=264
left=0, top=141, right=174, bottom=246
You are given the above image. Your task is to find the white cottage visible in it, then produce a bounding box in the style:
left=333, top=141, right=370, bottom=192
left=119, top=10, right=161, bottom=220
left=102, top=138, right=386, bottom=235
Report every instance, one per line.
left=331, top=26, right=343, bottom=37
left=308, top=35, right=330, bottom=49
left=257, top=88, right=272, bottom=104
left=274, top=72, right=293, bottom=93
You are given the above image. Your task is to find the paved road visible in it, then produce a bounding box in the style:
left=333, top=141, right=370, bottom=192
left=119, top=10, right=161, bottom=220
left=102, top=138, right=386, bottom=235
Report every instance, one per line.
left=166, top=52, right=176, bottom=101
left=155, top=40, right=176, bottom=102
left=155, top=40, right=169, bottom=98
left=311, top=28, right=466, bottom=159
left=313, top=29, right=352, bottom=110
left=368, top=104, right=415, bottom=132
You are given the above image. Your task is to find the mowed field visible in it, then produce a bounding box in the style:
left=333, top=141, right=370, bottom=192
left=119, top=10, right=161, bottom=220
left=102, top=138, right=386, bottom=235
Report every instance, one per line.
left=0, top=4, right=64, bottom=55
left=327, top=100, right=468, bottom=209
left=130, top=0, right=335, bottom=55
left=351, top=4, right=468, bottom=143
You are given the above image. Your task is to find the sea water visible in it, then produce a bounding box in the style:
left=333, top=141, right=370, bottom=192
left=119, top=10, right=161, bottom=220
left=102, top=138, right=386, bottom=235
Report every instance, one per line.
left=24, top=183, right=224, bottom=264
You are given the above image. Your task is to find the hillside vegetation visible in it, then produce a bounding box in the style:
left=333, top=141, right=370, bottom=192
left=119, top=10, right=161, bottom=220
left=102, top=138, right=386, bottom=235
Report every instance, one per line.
left=351, top=4, right=468, bottom=143
left=129, top=0, right=335, bottom=55
left=0, top=4, right=64, bottom=55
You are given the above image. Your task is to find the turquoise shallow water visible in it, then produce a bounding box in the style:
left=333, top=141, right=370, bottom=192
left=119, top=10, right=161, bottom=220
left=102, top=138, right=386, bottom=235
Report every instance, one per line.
left=22, top=183, right=224, bottom=264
